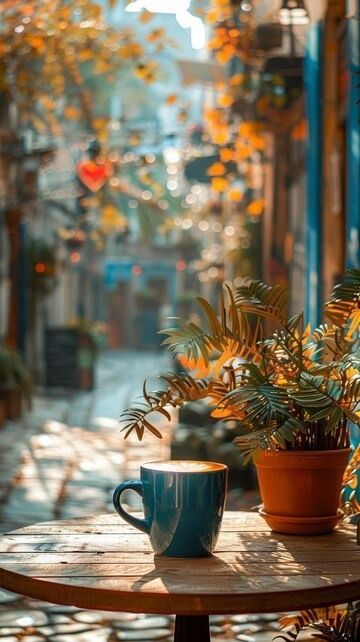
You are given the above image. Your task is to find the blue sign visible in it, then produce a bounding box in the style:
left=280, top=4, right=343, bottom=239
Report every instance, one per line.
left=104, top=260, right=133, bottom=289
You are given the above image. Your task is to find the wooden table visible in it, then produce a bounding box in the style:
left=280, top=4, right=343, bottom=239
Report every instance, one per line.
left=0, top=512, right=359, bottom=642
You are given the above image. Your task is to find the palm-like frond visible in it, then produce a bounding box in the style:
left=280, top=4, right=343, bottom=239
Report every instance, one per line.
left=119, top=373, right=227, bottom=440
left=275, top=603, right=360, bottom=642
left=292, top=372, right=359, bottom=425
left=234, top=416, right=307, bottom=463
left=160, top=286, right=263, bottom=369
left=235, top=280, right=289, bottom=322
left=325, top=268, right=360, bottom=328
left=121, top=269, right=360, bottom=460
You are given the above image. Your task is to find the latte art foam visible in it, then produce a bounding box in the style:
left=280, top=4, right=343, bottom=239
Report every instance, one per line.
left=142, top=460, right=226, bottom=473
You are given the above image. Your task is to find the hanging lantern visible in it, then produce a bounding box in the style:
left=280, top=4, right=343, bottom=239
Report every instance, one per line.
left=279, top=0, right=310, bottom=26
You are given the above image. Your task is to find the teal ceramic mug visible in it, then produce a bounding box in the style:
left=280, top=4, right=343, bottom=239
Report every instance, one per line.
left=113, top=460, right=227, bottom=557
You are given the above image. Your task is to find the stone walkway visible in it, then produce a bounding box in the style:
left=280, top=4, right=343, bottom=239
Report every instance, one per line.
left=0, top=350, right=284, bottom=641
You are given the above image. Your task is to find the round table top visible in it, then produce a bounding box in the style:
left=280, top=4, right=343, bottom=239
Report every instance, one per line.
left=0, top=511, right=359, bottom=615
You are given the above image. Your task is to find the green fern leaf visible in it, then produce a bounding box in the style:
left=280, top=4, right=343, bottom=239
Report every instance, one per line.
left=325, top=268, right=360, bottom=326
left=235, top=279, right=289, bottom=322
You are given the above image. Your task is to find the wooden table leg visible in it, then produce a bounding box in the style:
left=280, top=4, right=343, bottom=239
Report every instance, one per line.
left=174, top=615, right=210, bottom=642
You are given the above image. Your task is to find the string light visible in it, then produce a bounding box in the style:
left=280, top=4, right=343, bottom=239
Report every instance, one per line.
left=208, top=267, right=219, bottom=278
left=35, top=262, right=46, bottom=274
left=198, top=272, right=209, bottom=283
left=176, top=260, right=187, bottom=271
left=199, top=220, right=210, bottom=231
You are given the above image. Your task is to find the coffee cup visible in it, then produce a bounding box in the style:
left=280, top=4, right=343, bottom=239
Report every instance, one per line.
left=113, top=460, right=227, bottom=557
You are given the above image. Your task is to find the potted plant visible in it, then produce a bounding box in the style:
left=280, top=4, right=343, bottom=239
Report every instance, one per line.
left=120, top=269, right=360, bottom=535
left=275, top=602, right=360, bottom=642
left=0, top=348, right=32, bottom=420
left=0, top=394, right=5, bottom=428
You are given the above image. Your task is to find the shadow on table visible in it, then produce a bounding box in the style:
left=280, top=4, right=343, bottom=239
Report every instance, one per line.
left=131, top=526, right=357, bottom=595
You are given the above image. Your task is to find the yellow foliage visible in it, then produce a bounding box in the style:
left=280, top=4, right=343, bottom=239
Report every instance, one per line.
left=251, top=135, right=266, bottom=151
left=39, top=96, right=57, bottom=110
left=119, top=43, right=144, bottom=58
left=217, top=93, right=234, bottom=108
left=212, top=127, right=230, bottom=145
left=227, top=187, right=243, bottom=202
left=238, top=121, right=264, bottom=138
left=63, top=106, right=81, bottom=120
left=219, top=148, right=234, bottom=162
left=138, top=10, right=154, bottom=24
left=204, top=108, right=223, bottom=124
left=25, top=35, right=45, bottom=52
left=230, top=73, right=245, bottom=86
left=247, top=199, right=265, bottom=216
left=92, top=117, right=108, bottom=131
left=78, top=48, right=94, bottom=62
left=235, top=141, right=253, bottom=159
left=0, top=0, right=163, bottom=149
left=100, top=204, right=127, bottom=233
left=94, top=60, right=112, bottom=75
left=206, top=9, right=219, bottom=24
left=211, top=177, right=229, bottom=192
left=207, top=162, right=226, bottom=177
left=177, top=109, right=188, bottom=123
left=134, top=61, right=158, bottom=83
left=216, top=45, right=235, bottom=64
left=147, top=28, right=166, bottom=43
left=177, top=354, right=210, bottom=378
left=165, top=94, right=178, bottom=106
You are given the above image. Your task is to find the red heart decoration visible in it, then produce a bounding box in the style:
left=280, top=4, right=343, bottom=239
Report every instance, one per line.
left=77, top=159, right=113, bottom=192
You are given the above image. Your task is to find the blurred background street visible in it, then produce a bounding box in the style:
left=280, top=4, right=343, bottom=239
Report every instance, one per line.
left=0, top=0, right=359, bottom=640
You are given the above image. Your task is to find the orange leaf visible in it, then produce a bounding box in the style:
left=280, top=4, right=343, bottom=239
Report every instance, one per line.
left=228, top=188, right=243, bottom=201
left=235, top=142, right=252, bottom=159
left=247, top=199, right=265, bottom=216
left=63, top=106, right=81, bottom=120
left=230, top=73, right=245, bottom=86
left=147, top=28, right=166, bottom=43
left=165, top=94, right=178, bottom=106
left=211, top=177, right=229, bottom=192
left=219, top=148, right=234, bottom=163
left=216, top=45, right=235, bottom=64
left=207, top=162, right=226, bottom=177
left=138, top=10, right=154, bottom=24
left=217, top=93, right=234, bottom=108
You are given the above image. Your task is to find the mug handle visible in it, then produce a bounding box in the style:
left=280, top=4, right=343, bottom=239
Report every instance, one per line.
left=113, top=480, right=153, bottom=534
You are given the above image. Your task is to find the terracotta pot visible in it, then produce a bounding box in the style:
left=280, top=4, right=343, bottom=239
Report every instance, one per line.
left=255, top=449, right=351, bottom=535
left=0, top=398, right=6, bottom=428
left=0, top=388, right=22, bottom=420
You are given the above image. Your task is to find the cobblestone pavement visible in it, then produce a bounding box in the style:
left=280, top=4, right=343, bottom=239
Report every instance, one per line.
left=0, top=350, right=284, bottom=641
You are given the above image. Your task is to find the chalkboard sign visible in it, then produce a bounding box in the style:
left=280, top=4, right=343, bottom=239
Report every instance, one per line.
left=45, top=328, right=80, bottom=389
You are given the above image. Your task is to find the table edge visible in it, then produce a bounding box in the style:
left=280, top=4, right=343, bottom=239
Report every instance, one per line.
left=1, top=566, right=359, bottom=615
